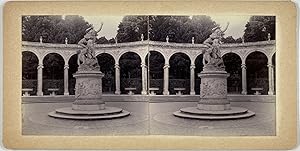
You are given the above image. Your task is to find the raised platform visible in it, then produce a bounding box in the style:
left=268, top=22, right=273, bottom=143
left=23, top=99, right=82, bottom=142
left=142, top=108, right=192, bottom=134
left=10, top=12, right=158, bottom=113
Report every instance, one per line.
left=173, top=106, right=255, bottom=120
left=48, top=107, right=130, bottom=120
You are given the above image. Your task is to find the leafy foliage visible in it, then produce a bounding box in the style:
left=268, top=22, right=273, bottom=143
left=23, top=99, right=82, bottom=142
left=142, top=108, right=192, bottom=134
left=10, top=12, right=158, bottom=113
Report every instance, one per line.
left=95, top=36, right=116, bottom=44
left=222, top=36, right=236, bottom=43
left=146, top=51, right=165, bottom=79
left=22, top=15, right=92, bottom=44
left=116, top=16, right=148, bottom=43
left=22, top=52, right=38, bottom=80
left=169, top=53, right=191, bottom=79
left=243, top=16, right=275, bottom=42
left=117, top=15, right=218, bottom=43
left=119, top=52, right=141, bottom=78
left=42, top=53, right=64, bottom=79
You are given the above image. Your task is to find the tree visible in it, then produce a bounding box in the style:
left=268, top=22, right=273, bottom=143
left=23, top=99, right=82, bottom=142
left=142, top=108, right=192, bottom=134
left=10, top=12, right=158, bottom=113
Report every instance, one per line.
left=243, top=16, right=275, bottom=42
left=116, top=16, right=148, bottom=43
left=183, top=16, right=218, bottom=43
left=149, top=16, right=190, bottom=43
left=116, top=15, right=218, bottom=43
left=149, top=15, right=217, bottom=43
left=22, top=15, right=91, bottom=44
left=108, top=38, right=116, bottom=44
left=62, top=15, right=92, bottom=44
left=22, top=16, right=62, bottom=43
left=96, top=36, right=109, bottom=44
left=235, top=37, right=243, bottom=43
left=22, top=52, right=38, bottom=80
left=222, top=36, right=236, bottom=43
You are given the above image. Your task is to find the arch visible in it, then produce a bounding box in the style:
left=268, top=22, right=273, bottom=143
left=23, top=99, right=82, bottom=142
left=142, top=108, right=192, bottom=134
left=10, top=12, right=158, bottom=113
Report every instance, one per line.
left=42, top=53, right=65, bottom=95
left=65, top=51, right=78, bottom=65
left=221, top=51, right=242, bottom=61
left=119, top=52, right=142, bottom=94
left=169, top=52, right=191, bottom=95
left=223, top=53, right=242, bottom=94
left=68, top=54, right=78, bottom=95
left=22, top=50, right=41, bottom=63
left=193, top=51, right=205, bottom=65
left=244, top=49, right=268, bottom=62
left=97, top=53, right=116, bottom=94
left=41, top=51, right=65, bottom=65
left=117, top=50, right=143, bottom=64
left=95, top=51, right=116, bottom=63
left=168, top=51, right=191, bottom=64
left=146, top=51, right=165, bottom=95
left=269, top=50, right=276, bottom=63
left=194, top=54, right=204, bottom=95
left=148, top=48, right=167, bottom=63
left=272, top=53, right=276, bottom=94
left=246, top=51, right=268, bottom=95
left=22, top=51, right=39, bottom=95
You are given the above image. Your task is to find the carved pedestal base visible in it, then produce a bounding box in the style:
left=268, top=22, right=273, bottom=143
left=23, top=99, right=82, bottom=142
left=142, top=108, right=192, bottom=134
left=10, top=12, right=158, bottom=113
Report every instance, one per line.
left=173, top=70, right=255, bottom=120
left=48, top=71, right=130, bottom=120
left=198, top=70, right=230, bottom=111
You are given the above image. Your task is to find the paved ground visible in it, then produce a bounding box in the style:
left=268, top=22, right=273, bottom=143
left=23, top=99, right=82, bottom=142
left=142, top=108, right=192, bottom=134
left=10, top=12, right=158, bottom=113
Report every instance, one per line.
left=150, top=101, right=275, bottom=136
left=22, top=97, right=275, bottom=136
left=22, top=102, right=149, bottom=135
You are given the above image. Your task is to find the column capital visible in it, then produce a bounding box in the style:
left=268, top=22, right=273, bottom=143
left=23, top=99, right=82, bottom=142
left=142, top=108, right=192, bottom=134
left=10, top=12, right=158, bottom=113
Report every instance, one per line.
left=64, top=64, right=69, bottom=69
left=163, top=64, right=170, bottom=69
left=114, top=64, right=120, bottom=69
left=190, top=65, right=196, bottom=69
left=37, top=64, right=44, bottom=69
left=241, top=64, right=246, bottom=69
left=141, top=63, right=147, bottom=68
left=267, top=64, right=274, bottom=68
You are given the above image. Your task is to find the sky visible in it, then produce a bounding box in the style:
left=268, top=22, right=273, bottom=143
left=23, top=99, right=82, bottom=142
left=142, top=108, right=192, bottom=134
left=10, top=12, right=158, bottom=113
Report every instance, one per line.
left=82, top=15, right=251, bottom=39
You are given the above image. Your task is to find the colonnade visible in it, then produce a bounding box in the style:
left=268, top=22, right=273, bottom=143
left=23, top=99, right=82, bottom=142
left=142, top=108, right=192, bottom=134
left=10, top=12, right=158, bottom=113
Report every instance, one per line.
left=22, top=40, right=276, bottom=96
left=33, top=58, right=275, bottom=96
left=31, top=54, right=275, bottom=96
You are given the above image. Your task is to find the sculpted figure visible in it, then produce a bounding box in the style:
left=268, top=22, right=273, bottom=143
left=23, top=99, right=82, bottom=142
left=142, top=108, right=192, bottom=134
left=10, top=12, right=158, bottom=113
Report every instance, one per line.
left=77, top=23, right=103, bottom=71
left=84, top=23, right=103, bottom=42
left=202, top=22, right=229, bottom=69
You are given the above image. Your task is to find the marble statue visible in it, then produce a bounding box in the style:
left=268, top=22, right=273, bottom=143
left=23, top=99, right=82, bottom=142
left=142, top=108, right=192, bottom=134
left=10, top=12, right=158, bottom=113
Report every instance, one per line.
left=49, top=22, right=130, bottom=119
left=77, top=23, right=104, bottom=71
left=174, top=22, right=255, bottom=120
left=84, top=23, right=103, bottom=42
left=77, top=39, right=100, bottom=71
left=202, top=22, right=229, bottom=70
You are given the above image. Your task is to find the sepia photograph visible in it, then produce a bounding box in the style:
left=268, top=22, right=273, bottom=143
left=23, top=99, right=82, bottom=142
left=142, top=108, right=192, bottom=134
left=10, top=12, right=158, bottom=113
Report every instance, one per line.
left=3, top=1, right=297, bottom=150
left=21, top=15, right=276, bottom=136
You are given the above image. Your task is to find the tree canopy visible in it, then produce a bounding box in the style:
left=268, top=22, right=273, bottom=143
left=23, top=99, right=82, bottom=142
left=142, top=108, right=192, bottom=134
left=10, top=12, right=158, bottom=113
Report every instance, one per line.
left=243, top=16, right=275, bottom=42
left=116, top=15, right=220, bottom=44
left=116, top=16, right=149, bottom=43
left=22, top=15, right=92, bottom=44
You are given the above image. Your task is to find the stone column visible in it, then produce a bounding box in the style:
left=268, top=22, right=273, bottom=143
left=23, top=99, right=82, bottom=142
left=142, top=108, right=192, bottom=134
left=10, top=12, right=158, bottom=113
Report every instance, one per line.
left=268, top=63, right=275, bottom=95
left=64, top=64, right=69, bottom=95
left=37, top=64, right=44, bottom=96
left=190, top=64, right=196, bottom=95
left=114, top=64, right=121, bottom=95
left=141, top=63, right=147, bottom=95
left=241, top=63, right=247, bottom=95
left=163, top=64, right=170, bottom=95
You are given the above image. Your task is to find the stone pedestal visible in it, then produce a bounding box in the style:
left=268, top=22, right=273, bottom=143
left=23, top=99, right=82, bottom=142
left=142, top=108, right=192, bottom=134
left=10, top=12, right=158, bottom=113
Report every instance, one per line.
left=48, top=70, right=130, bottom=120
left=197, top=70, right=230, bottom=111
left=173, top=69, right=255, bottom=120
left=72, top=71, right=105, bottom=110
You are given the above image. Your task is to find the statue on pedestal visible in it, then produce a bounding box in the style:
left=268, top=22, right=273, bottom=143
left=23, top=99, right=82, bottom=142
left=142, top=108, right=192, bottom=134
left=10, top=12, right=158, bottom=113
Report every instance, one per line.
left=48, top=22, right=130, bottom=119
left=173, top=22, right=255, bottom=120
